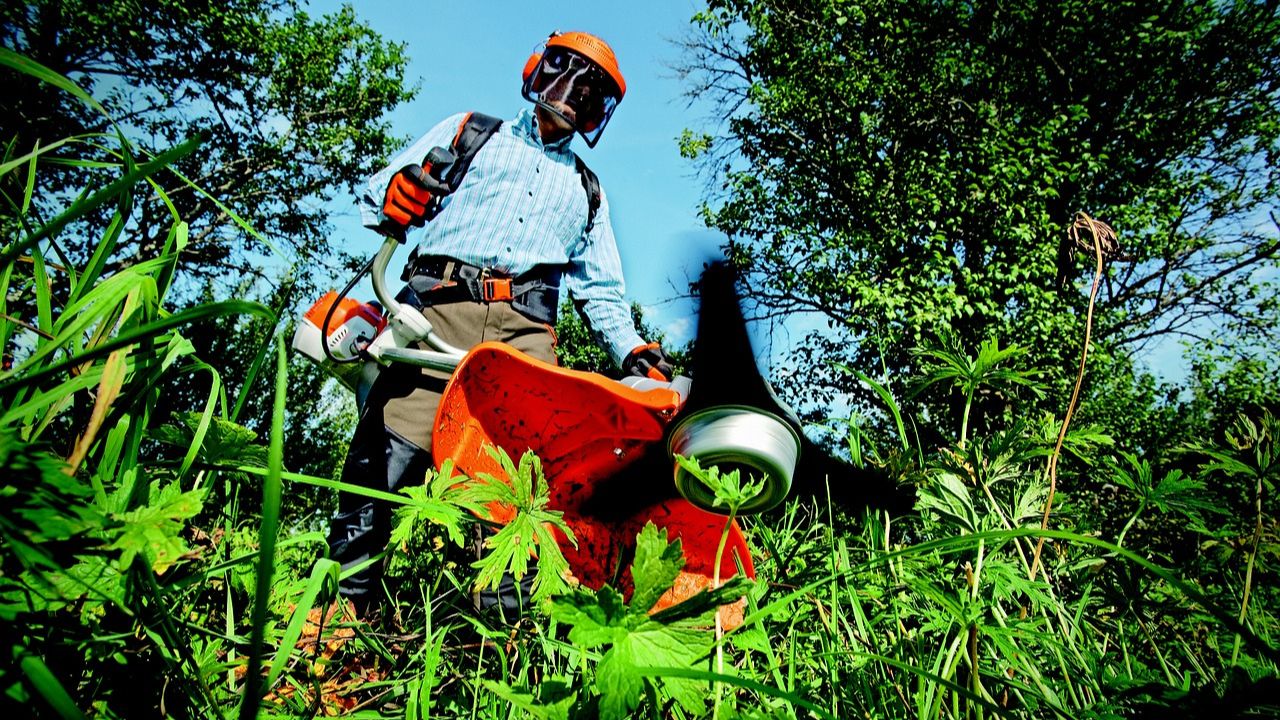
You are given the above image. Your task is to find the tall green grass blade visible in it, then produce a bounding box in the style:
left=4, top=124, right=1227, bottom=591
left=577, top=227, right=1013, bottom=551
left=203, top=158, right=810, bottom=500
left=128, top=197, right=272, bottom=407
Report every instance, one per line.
left=158, top=162, right=285, bottom=260
left=739, top=528, right=1280, bottom=665
left=154, top=219, right=187, bottom=304
left=92, top=415, right=132, bottom=506
left=0, top=299, right=271, bottom=393
left=264, top=558, right=340, bottom=694
left=231, top=278, right=293, bottom=423
left=1, top=360, right=107, bottom=426
left=1, top=136, right=202, bottom=264
left=835, top=363, right=909, bottom=451
left=19, top=651, right=86, bottom=720
left=0, top=136, right=78, bottom=180
left=30, top=239, right=53, bottom=335
left=235, top=466, right=419, bottom=507
left=0, top=47, right=113, bottom=122
left=176, top=362, right=225, bottom=483
left=237, top=337, right=287, bottom=720
left=53, top=257, right=163, bottom=334
left=5, top=260, right=163, bottom=379
left=71, top=192, right=132, bottom=306
left=20, top=139, right=40, bottom=218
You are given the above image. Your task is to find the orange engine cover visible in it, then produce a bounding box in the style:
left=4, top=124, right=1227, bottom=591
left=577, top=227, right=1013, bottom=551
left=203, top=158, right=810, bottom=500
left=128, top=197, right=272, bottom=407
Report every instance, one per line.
left=432, top=342, right=755, bottom=608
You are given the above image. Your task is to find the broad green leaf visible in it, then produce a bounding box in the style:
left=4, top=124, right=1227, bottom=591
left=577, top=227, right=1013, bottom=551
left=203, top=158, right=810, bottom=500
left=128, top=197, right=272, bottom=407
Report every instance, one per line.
left=482, top=678, right=581, bottom=720
left=108, top=481, right=205, bottom=574
left=629, top=522, right=686, bottom=612
left=596, top=623, right=711, bottom=719
left=466, top=446, right=575, bottom=602
left=548, top=522, right=724, bottom=718
left=553, top=586, right=631, bottom=647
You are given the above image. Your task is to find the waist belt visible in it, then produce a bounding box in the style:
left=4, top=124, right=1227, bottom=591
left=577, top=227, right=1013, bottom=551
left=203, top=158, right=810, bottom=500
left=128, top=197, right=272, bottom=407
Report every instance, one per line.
left=400, top=255, right=561, bottom=325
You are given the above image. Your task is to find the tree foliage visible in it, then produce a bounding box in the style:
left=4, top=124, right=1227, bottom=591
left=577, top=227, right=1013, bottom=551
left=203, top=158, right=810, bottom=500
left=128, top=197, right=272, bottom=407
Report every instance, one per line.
left=676, top=0, right=1280, bottom=432
left=1, top=0, right=414, bottom=291
left=555, top=299, right=687, bottom=377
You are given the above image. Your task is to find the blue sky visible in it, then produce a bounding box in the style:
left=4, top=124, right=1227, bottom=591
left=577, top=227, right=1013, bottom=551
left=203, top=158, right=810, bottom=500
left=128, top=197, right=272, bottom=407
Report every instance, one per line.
left=313, top=0, right=723, bottom=347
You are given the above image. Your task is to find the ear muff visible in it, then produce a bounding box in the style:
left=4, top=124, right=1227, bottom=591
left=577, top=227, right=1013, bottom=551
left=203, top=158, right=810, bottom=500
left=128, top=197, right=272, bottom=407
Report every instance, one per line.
left=521, top=50, right=542, bottom=85
left=519, top=52, right=540, bottom=83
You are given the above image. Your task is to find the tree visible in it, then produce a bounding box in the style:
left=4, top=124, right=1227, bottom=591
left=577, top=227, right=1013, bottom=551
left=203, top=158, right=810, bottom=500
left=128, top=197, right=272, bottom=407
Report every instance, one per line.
left=554, top=299, right=687, bottom=376
left=675, top=0, right=1280, bottom=436
left=1, top=0, right=414, bottom=293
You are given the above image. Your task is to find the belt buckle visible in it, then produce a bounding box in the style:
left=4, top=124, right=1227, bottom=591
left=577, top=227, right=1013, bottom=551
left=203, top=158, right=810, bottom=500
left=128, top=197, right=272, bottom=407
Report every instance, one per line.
left=480, top=269, right=513, bottom=302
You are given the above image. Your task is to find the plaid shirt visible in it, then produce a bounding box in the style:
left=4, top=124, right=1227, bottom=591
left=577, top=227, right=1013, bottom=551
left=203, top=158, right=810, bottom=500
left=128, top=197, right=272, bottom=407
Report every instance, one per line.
left=359, top=108, right=644, bottom=364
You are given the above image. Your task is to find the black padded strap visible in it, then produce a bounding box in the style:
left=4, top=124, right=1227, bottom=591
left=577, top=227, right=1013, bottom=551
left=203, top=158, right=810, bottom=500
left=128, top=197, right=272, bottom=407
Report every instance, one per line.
left=444, top=112, right=503, bottom=192
left=574, top=154, right=602, bottom=234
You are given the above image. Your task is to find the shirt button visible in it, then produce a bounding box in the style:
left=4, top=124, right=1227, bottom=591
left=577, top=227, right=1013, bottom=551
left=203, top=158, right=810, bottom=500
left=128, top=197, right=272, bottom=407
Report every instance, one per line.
left=518, top=217, right=523, bottom=223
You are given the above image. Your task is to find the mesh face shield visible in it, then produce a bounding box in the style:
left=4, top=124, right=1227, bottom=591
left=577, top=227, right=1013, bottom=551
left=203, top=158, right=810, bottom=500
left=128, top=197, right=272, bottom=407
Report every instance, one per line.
left=523, top=46, right=622, bottom=147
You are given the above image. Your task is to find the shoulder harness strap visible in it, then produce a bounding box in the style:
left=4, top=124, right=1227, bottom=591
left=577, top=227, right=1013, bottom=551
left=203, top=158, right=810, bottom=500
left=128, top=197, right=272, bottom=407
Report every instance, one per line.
left=574, top=154, right=602, bottom=235
left=442, top=111, right=601, bottom=233
left=442, top=111, right=503, bottom=192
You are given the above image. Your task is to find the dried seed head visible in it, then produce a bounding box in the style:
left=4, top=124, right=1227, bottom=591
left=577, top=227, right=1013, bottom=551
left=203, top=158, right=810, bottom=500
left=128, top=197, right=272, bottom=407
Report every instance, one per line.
left=1070, top=212, right=1121, bottom=259
left=1055, top=211, right=1122, bottom=290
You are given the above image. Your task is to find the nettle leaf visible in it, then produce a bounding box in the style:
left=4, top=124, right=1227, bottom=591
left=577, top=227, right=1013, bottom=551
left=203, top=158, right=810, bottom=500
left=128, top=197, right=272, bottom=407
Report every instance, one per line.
left=0, top=430, right=103, bottom=545
left=596, top=624, right=710, bottom=719
left=390, top=459, right=474, bottom=549
left=150, top=411, right=268, bottom=469
left=1, top=554, right=125, bottom=618
left=548, top=521, right=724, bottom=719
left=464, top=446, right=576, bottom=603
left=482, top=678, right=583, bottom=720
left=108, top=481, right=205, bottom=574
left=554, top=585, right=633, bottom=647
left=629, top=522, right=686, bottom=611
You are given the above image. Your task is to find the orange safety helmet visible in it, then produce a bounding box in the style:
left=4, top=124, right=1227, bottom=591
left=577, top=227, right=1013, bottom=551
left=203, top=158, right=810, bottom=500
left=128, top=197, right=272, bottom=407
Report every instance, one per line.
left=522, top=31, right=626, bottom=147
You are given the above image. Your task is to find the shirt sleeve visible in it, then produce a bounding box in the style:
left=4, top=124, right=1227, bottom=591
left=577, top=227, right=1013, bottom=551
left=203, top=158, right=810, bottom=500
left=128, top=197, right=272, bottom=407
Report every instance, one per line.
left=358, top=112, right=470, bottom=228
left=562, top=186, right=648, bottom=366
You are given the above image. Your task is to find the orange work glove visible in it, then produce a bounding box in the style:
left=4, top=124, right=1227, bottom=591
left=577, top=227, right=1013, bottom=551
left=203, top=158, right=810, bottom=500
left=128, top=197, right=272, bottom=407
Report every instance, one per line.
left=622, top=342, right=675, bottom=381
left=381, top=164, right=449, bottom=231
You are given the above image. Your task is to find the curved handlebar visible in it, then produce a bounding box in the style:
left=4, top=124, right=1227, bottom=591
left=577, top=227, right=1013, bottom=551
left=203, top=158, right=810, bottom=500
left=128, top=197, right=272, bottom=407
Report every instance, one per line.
left=368, top=236, right=469, bottom=362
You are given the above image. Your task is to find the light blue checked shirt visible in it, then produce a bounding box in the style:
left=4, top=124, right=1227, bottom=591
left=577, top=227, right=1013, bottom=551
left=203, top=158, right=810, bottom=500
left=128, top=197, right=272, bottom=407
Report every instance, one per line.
left=359, top=108, right=645, bottom=365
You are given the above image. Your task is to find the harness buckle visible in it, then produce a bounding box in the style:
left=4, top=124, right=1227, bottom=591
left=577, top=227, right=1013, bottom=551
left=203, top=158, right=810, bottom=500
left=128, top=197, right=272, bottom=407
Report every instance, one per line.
left=482, top=275, right=514, bottom=302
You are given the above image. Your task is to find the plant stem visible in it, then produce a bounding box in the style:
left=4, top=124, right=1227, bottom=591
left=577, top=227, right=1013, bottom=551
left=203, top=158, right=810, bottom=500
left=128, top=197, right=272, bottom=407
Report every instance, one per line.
left=1115, top=501, right=1147, bottom=549
left=1032, top=213, right=1110, bottom=582
left=711, top=512, right=734, bottom=720
left=1231, top=473, right=1264, bottom=667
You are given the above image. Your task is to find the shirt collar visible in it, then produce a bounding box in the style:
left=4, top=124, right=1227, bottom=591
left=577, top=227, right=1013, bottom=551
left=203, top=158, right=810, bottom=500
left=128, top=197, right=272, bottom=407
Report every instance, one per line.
left=514, top=107, right=574, bottom=153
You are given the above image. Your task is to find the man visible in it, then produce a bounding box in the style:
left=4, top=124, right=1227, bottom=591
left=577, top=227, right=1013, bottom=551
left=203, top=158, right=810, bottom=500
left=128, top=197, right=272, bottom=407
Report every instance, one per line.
left=327, top=30, right=674, bottom=612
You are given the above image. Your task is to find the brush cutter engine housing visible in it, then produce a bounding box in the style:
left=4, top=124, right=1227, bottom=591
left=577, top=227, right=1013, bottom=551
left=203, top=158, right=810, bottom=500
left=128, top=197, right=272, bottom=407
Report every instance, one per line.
left=291, top=291, right=386, bottom=390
